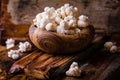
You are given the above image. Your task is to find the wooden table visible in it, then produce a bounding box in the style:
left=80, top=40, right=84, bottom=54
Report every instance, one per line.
left=0, top=35, right=120, bottom=80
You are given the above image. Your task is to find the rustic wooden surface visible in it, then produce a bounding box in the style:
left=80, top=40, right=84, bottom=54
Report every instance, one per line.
left=0, top=35, right=120, bottom=80
left=1, top=0, right=120, bottom=41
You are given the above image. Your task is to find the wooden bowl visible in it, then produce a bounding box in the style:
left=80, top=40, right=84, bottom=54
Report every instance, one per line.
left=29, top=24, right=95, bottom=54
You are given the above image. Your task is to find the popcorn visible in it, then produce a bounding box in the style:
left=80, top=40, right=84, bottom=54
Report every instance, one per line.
left=65, top=6, right=73, bottom=16
left=78, top=20, right=89, bottom=28
left=7, top=41, right=32, bottom=59
left=55, top=17, right=62, bottom=24
left=57, top=26, right=65, bottom=34
left=33, top=19, right=37, bottom=25
left=8, top=50, right=20, bottom=59
left=61, top=10, right=66, bottom=18
left=45, top=23, right=56, bottom=31
left=104, top=41, right=119, bottom=53
left=110, top=45, right=118, bottom=53
left=44, top=7, right=50, bottom=12
left=60, top=6, right=66, bottom=17
left=60, top=20, right=69, bottom=30
left=70, top=62, right=78, bottom=68
left=64, top=3, right=70, bottom=8
left=64, top=16, right=74, bottom=21
left=66, top=62, right=81, bottom=77
left=74, top=7, right=78, bottom=13
left=56, top=8, right=62, bottom=18
left=104, top=41, right=113, bottom=50
left=39, top=18, right=50, bottom=29
left=18, top=41, right=32, bottom=52
left=6, top=38, right=15, bottom=49
left=68, top=19, right=77, bottom=28
left=8, top=51, right=13, bottom=58
left=78, top=15, right=89, bottom=27
left=79, top=15, right=89, bottom=21
left=11, top=53, right=19, bottom=60
left=33, top=3, right=90, bottom=35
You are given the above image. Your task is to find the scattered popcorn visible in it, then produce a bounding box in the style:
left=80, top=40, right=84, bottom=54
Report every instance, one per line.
left=110, top=45, right=118, bottom=53
left=104, top=41, right=119, bottom=53
left=78, top=15, right=89, bottom=21
left=5, top=38, right=15, bottom=49
left=70, top=62, right=78, bottom=68
left=66, top=62, right=81, bottom=77
left=7, top=41, right=32, bottom=59
left=8, top=50, right=20, bottom=59
left=104, top=41, right=113, bottom=50
left=18, top=41, right=32, bottom=52
left=11, top=53, right=19, bottom=60
left=78, top=15, right=89, bottom=27
left=33, top=3, right=90, bottom=34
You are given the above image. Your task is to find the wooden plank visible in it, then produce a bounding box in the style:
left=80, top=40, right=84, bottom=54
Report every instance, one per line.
left=50, top=36, right=109, bottom=80
left=97, top=54, right=120, bottom=80
left=9, top=36, right=109, bottom=79
left=0, top=35, right=120, bottom=80
left=9, top=50, right=40, bottom=73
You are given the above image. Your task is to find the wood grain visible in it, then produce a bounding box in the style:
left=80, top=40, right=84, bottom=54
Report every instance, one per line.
left=29, top=24, right=95, bottom=54
left=8, top=36, right=108, bottom=79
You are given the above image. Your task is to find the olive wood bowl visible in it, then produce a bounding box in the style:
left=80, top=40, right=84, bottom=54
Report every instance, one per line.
left=29, top=24, right=95, bottom=54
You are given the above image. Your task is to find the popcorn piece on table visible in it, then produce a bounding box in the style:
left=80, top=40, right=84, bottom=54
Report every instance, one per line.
left=110, top=45, right=118, bottom=53
left=104, top=41, right=113, bottom=50
left=5, top=38, right=15, bottom=49
left=66, top=62, right=81, bottom=77
left=104, top=41, right=119, bottom=53
left=8, top=50, right=20, bottom=59
left=18, top=41, right=32, bottom=52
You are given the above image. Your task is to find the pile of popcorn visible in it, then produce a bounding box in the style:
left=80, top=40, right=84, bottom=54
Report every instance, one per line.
left=6, top=38, right=32, bottom=59
left=33, top=3, right=90, bottom=35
